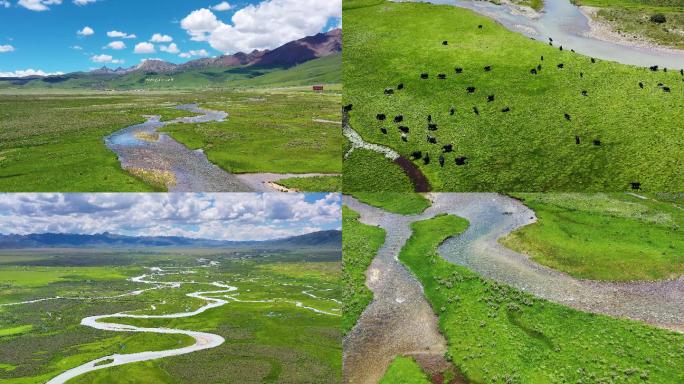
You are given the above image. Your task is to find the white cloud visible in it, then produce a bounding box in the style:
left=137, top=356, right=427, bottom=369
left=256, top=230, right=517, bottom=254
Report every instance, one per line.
left=0, top=69, right=64, bottom=78
left=159, top=43, right=180, bottom=54
left=179, top=49, right=209, bottom=59
left=17, top=0, right=62, bottom=11
left=134, top=42, right=155, bottom=54
left=0, top=1, right=10, bottom=8
left=73, top=0, right=95, bottom=5
left=0, top=45, right=14, bottom=53
left=150, top=33, right=173, bottom=43
left=91, top=54, right=122, bottom=64
left=70, top=45, right=83, bottom=50
left=107, top=30, right=136, bottom=39
left=180, top=0, right=341, bottom=54
left=105, top=41, right=126, bottom=50
left=77, top=26, right=94, bottom=36
left=0, top=193, right=341, bottom=241
left=211, top=1, right=232, bottom=11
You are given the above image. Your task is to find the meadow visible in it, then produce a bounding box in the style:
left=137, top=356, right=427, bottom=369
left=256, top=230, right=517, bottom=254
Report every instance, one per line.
left=0, top=88, right=341, bottom=192
left=342, top=1, right=684, bottom=192
left=0, top=249, right=341, bottom=383
left=571, top=0, right=684, bottom=49
left=501, top=193, right=684, bottom=281
left=398, top=213, right=684, bottom=383
left=342, top=207, right=385, bottom=333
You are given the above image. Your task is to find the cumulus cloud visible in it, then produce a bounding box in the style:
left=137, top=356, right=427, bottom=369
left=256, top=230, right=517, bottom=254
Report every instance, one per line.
left=0, top=1, right=10, bottom=8
left=77, top=26, right=94, bottom=36
left=107, top=30, right=136, bottom=39
left=0, top=193, right=341, bottom=241
left=91, top=54, right=122, bottom=64
left=159, top=43, right=179, bottom=54
left=18, top=0, right=62, bottom=11
left=211, top=1, right=232, bottom=11
left=0, top=69, right=64, bottom=77
left=180, top=0, right=341, bottom=53
left=150, top=33, right=173, bottom=43
left=134, top=42, right=155, bottom=54
left=73, top=0, right=95, bottom=5
left=0, top=45, right=14, bottom=53
left=179, top=49, right=208, bottom=58
left=105, top=41, right=126, bottom=50
left=70, top=45, right=83, bottom=50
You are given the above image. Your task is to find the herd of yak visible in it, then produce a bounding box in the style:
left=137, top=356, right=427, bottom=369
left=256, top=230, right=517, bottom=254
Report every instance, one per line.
left=343, top=31, right=681, bottom=191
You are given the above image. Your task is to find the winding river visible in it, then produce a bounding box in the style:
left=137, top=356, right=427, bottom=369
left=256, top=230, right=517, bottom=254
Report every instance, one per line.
left=398, top=0, right=684, bottom=68
left=344, top=193, right=684, bottom=383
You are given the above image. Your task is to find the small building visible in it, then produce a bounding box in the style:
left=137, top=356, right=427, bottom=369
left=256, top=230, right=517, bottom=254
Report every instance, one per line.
left=313, top=85, right=324, bottom=92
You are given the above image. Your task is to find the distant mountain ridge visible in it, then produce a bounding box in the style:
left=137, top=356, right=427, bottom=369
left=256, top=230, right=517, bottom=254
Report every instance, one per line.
left=0, top=230, right=341, bottom=249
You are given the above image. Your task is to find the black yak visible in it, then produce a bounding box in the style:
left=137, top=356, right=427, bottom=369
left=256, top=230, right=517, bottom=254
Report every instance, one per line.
left=442, top=144, right=453, bottom=153
left=487, top=95, right=495, bottom=102
left=449, top=107, right=455, bottom=115
left=397, top=83, right=404, bottom=90
left=443, top=40, right=448, bottom=45
left=581, top=90, right=588, bottom=96
left=421, top=73, right=429, bottom=79
left=591, top=58, right=596, bottom=63
left=394, top=115, right=404, bottom=123
left=501, top=107, right=510, bottom=113
left=530, top=68, right=537, bottom=75
left=564, top=113, right=571, bottom=121
left=484, top=66, right=492, bottom=72
left=455, top=156, right=468, bottom=165
left=384, top=88, right=394, bottom=95
left=559, top=45, right=563, bottom=51
left=473, top=106, right=479, bottom=115
left=541, top=55, right=544, bottom=61
left=377, top=114, right=387, bottom=121
left=381, top=127, right=388, bottom=134
left=537, top=64, right=542, bottom=71
left=478, top=24, right=483, bottom=29
left=639, top=82, right=644, bottom=89
left=663, top=87, right=671, bottom=92
left=428, top=123, right=438, bottom=131
left=424, top=153, right=430, bottom=165
left=649, top=65, right=658, bottom=71
left=593, top=139, right=601, bottom=146
left=343, top=104, right=353, bottom=112
left=455, top=67, right=463, bottom=74
left=427, top=135, right=437, bottom=144
left=401, top=133, right=408, bottom=142
left=399, top=126, right=410, bottom=133
left=439, top=155, right=445, bottom=167
left=631, top=182, right=641, bottom=190
left=575, top=136, right=580, bottom=145
left=438, top=73, right=447, bottom=80
left=427, top=115, right=432, bottom=122
left=466, top=86, right=476, bottom=93
left=411, top=151, right=422, bottom=160
left=557, top=63, right=564, bottom=69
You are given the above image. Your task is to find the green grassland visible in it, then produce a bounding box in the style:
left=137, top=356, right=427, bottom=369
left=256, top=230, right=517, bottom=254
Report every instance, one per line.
left=342, top=207, right=386, bottom=333
left=399, top=213, right=684, bottom=383
left=277, top=176, right=342, bottom=192
left=350, top=192, right=431, bottom=215
left=573, top=0, right=684, bottom=49
left=343, top=149, right=414, bottom=192
left=343, top=1, right=684, bottom=192
left=161, top=89, right=342, bottom=175
left=0, top=87, right=341, bottom=191
left=379, top=357, right=431, bottom=384
left=0, top=55, right=340, bottom=91
left=501, top=193, right=684, bottom=281
left=0, top=250, right=341, bottom=383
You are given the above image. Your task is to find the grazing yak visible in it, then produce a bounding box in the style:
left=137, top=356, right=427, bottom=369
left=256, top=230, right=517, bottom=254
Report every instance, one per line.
left=593, top=139, right=602, bottom=146
left=559, top=45, right=563, bottom=51
left=487, top=95, right=495, bottom=102
left=394, top=115, right=404, bottom=123
left=564, top=113, right=571, bottom=121
left=428, top=123, right=438, bottom=131
left=381, top=127, right=388, bottom=134
left=438, top=73, right=447, bottom=80
left=455, top=67, right=463, bottom=74
left=443, top=40, right=448, bottom=45
left=663, top=87, right=671, bottom=92
left=649, top=65, right=658, bottom=71
left=424, top=153, right=430, bottom=165
left=384, top=88, right=394, bottom=95
left=575, top=136, right=581, bottom=145
left=449, top=107, right=456, bottom=115
left=421, top=73, right=429, bottom=79
left=501, top=107, right=510, bottom=113
left=530, top=68, right=538, bottom=75
left=343, top=104, right=353, bottom=112
left=427, top=135, right=437, bottom=144
left=442, top=144, right=453, bottom=153
left=639, top=82, right=644, bottom=89
left=377, top=114, right=387, bottom=121
left=541, top=55, right=544, bottom=61
left=401, top=133, right=408, bottom=142
left=478, top=24, right=483, bottom=29
left=591, top=58, right=596, bottom=63
left=631, top=182, right=641, bottom=190
left=557, top=63, right=564, bottom=69
left=427, top=115, right=432, bottom=122
left=466, top=86, right=476, bottom=93
left=580, top=72, right=584, bottom=78
left=439, top=155, right=445, bottom=167
left=397, top=83, right=404, bottom=90
left=581, top=90, right=588, bottom=96
left=455, top=156, right=468, bottom=166
left=411, top=151, right=422, bottom=160
left=538, top=64, right=542, bottom=71
left=484, top=66, right=492, bottom=72
left=473, top=106, right=479, bottom=115
left=399, top=126, right=410, bottom=133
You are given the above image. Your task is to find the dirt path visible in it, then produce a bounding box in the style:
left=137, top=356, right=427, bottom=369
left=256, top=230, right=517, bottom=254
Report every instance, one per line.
left=345, top=193, right=684, bottom=382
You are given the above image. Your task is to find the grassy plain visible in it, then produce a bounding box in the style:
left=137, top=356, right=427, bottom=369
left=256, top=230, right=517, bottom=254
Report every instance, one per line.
left=572, top=0, right=684, bottom=49
left=501, top=193, right=684, bottom=281
left=379, top=357, right=431, bottom=384
left=277, top=176, right=342, bottom=192
left=0, top=88, right=341, bottom=192
left=343, top=1, right=684, bottom=192
left=342, top=207, right=385, bottom=334
left=350, top=192, right=431, bottom=215
left=342, top=149, right=414, bottom=192
left=0, top=249, right=341, bottom=383
left=399, top=213, right=684, bottom=383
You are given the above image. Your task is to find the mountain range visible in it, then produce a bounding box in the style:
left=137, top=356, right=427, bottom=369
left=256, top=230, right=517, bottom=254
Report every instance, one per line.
left=0, top=230, right=342, bottom=249
left=0, top=29, right=341, bottom=89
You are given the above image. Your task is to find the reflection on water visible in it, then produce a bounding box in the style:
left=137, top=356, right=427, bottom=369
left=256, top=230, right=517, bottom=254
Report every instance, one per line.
left=401, top=0, right=684, bottom=68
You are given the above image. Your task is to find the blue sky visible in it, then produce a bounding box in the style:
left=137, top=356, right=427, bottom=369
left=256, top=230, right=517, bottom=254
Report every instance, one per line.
left=0, top=193, right=342, bottom=241
left=0, top=0, right=341, bottom=76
